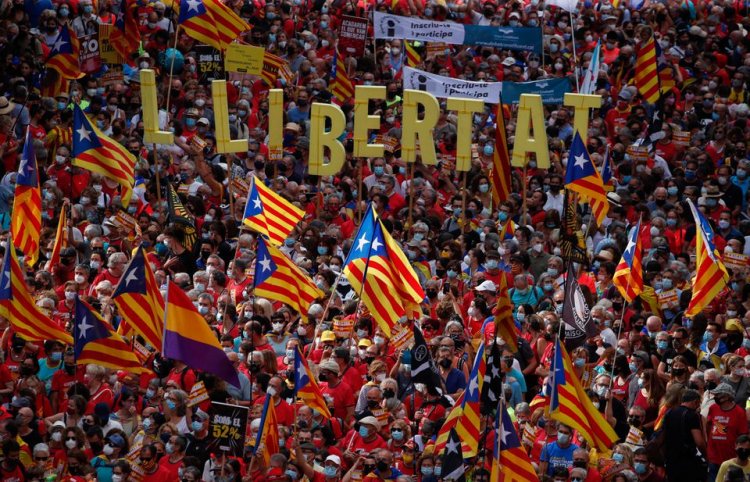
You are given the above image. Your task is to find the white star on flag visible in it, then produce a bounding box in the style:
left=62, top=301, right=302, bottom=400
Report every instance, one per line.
left=356, top=234, right=370, bottom=252
left=371, top=237, right=383, bottom=251
left=574, top=153, right=588, bottom=170
left=125, top=267, right=139, bottom=286
left=76, top=125, right=92, bottom=142
left=186, top=0, right=201, bottom=12
left=252, top=196, right=262, bottom=210
left=78, top=316, right=93, bottom=339
left=446, top=438, right=460, bottom=454
left=623, top=237, right=636, bottom=257
left=53, top=37, right=67, bottom=52
left=259, top=256, right=272, bottom=272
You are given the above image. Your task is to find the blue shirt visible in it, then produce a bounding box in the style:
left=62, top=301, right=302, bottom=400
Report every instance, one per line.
left=540, top=441, right=580, bottom=475
left=443, top=367, right=466, bottom=395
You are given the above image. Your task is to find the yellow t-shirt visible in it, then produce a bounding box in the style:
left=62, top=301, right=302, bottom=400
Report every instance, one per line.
left=716, top=459, right=750, bottom=482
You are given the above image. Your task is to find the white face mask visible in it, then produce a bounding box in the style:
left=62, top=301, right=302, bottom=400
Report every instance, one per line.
left=65, top=439, right=77, bottom=449
left=74, top=274, right=85, bottom=284
left=102, top=444, right=114, bottom=456
left=51, top=431, right=62, bottom=442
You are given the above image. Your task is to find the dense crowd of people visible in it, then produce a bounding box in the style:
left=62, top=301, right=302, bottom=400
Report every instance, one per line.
left=0, top=0, right=750, bottom=480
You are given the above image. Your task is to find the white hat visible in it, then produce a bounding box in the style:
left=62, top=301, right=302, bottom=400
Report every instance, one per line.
left=325, top=455, right=341, bottom=466
left=475, top=280, right=497, bottom=292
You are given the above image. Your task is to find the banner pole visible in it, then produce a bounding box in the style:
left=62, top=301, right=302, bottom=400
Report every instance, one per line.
left=164, top=25, right=181, bottom=115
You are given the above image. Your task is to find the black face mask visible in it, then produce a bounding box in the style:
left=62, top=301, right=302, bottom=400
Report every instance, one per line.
left=377, top=461, right=389, bottom=472
left=363, top=464, right=376, bottom=474
left=364, top=357, right=375, bottom=365
left=90, top=442, right=103, bottom=454
left=439, top=358, right=452, bottom=369
left=672, top=367, right=686, bottom=377
left=544, top=332, right=552, bottom=341
left=367, top=399, right=379, bottom=409
left=19, top=366, right=34, bottom=377
left=706, top=381, right=718, bottom=391
left=426, top=290, right=438, bottom=298
left=383, top=388, right=395, bottom=399
left=249, top=363, right=261, bottom=374
left=68, top=464, right=82, bottom=475
left=738, top=448, right=750, bottom=460
left=572, top=460, right=587, bottom=469
left=627, top=417, right=642, bottom=428
left=612, top=302, right=623, bottom=311
left=64, top=363, right=76, bottom=375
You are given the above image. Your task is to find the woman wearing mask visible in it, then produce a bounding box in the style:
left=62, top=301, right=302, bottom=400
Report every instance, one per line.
left=163, top=390, right=190, bottom=434
left=664, top=208, right=687, bottom=254
left=266, top=312, right=290, bottom=356
left=610, top=355, right=632, bottom=404
left=570, top=347, right=595, bottom=387
left=387, top=420, right=412, bottom=460
left=52, top=427, right=85, bottom=468
left=91, top=432, right=129, bottom=481
left=472, top=175, right=493, bottom=214
left=667, top=355, right=690, bottom=387
left=722, top=355, right=750, bottom=406
left=418, top=454, right=439, bottom=482
left=632, top=369, right=665, bottom=432
left=112, top=388, right=140, bottom=438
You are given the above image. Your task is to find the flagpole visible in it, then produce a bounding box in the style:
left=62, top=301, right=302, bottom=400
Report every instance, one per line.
left=521, top=163, right=528, bottom=227
left=407, top=163, right=415, bottom=229
left=569, top=11, right=580, bottom=92
left=152, top=147, right=162, bottom=208
left=461, top=171, right=468, bottom=227
left=164, top=25, right=181, bottom=117
left=357, top=159, right=364, bottom=225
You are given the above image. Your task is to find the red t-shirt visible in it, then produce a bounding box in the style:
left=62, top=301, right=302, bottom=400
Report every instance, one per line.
left=341, top=429, right=389, bottom=455
left=86, top=383, right=114, bottom=412
left=158, top=455, right=183, bottom=480
left=141, top=465, right=174, bottom=482
left=707, top=403, right=748, bottom=464
left=320, top=380, right=355, bottom=420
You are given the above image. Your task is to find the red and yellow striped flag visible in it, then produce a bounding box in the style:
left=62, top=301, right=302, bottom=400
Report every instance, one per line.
left=612, top=218, right=643, bottom=303
left=253, top=237, right=323, bottom=318
left=686, top=199, right=729, bottom=316
left=46, top=24, right=84, bottom=80
left=176, top=0, right=251, bottom=51
left=112, top=246, right=165, bottom=350
left=0, top=239, right=73, bottom=344
left=330, top=50, right=354, bottom=104
left=634, top=36, right=660, bottom=104
left=490, top=104, right=511, bottom=204
left=242, top=176, right=304, bottom=246
left=11, top=132, right=42, bottom=266
left=550, top=339, right=617, bottom=453
left=260, top=52, right=292, bottom=87
left=109, top=0, right=141, bottom=62
left=71, top=105, right=136, bottom=206
left=455, top=344, right=485, bottom=458
left=494, top=274, right=518, bottom=352
left=405, top=41, right=422, bottom=67
left=48, top=204, right=69, bottom=269
left=73, top=298, right=148, bottom=374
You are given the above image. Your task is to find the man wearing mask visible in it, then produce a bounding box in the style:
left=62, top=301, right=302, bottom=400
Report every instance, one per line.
left=436, top=336, right=466, bottom=399
left=542, top=174, right=564, bottom=216
left=319, top=360, right=355, bottom=421
left=662, top=389, right=706, bottom=482
left=71, top=0, right=100, bottom=36
left=632, top=447, right=664, bottom=481
left=342, top=416, right=388, bottom=464
left=657, top=327, right=697, bottom=380
left=716, top=435, right=750, bottom=481
left=139, top=443, right=171, bottom=481
left=50, top=349, right=79, bottom=413
left=527, top=232, right=551, bottom=280
left=159, top=434, right=187, bottom=479
left=185, top=410, right=212, bottom=467
left=540, top=423, right=579, bottom=477
left=605, top=89, right=633, bottom=140
left=707, top=383, right=749, bottom=481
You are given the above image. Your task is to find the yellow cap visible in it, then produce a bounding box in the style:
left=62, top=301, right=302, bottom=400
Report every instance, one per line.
left=321, top=330, right=336, bottom=342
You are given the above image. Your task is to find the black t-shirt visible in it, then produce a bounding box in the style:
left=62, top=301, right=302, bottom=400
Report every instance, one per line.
left=663, top=405, right=702, bottom=460
left=185, top=433, right=212, bottom=467
left=661, top=347, right=698, bottom=374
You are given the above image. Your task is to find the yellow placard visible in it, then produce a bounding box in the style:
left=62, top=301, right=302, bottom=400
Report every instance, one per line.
left=224, top=44, right=265, bottom=74
left=723, top=251, right=749, bottom=271
left=98, top=24, right=122, bottom=64
left=657, top=289, right=678, bottom=308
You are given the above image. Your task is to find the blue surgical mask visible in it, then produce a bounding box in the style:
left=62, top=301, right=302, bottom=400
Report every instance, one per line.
left=574, top=358, right=585, bottom=368
left=421, top=467, right=434, bottom=477
left=543, top=283, right=553, bottom=291
left=479, top=184, right=489, bottom=193
left=50, top=352, right=62, bottom=362
left=662, top=279, right=673, bottom=290
left=622, top=175, right=632, bottom=184
left=483, top=145, right=494, bottom=156
left=653, top=281, right=663, bottom=291
left=613, top=453, right=624, bottom=463
left=391, top=429, right=404, bottom=441
left=191, top=421, right=203, bottom=431
left=434, top=467, right=441, bottom=477
left=285, top=238, right=296, bottom=247
left=185, top=118, right=196, bottom=128
left=447, top=270, right=457, bottom=279
left=743, top=338, right=750, bottom=350
left=498, top=211, right=508, bottom=222
left=373, top=166, right=384, bottom=176
left=318, top=246, right=329, bottom=255
left=320, top=21, right=328, bottom=29
left=286, top=470, right=299, bottom=480
left=547, top=268, right=558, bottom=277
left=706, top=198, right=718, bottom=208
left=667, top=186, right=679, bottom=196
left=323, top=466, right=337, bottom=478
left=703, top=331, right=714, bottom=342
left=629, top=362, right=637, bottom=372
left=666, top=218, right=677, bottom=227
left=413, top=233, right=424, bottom=242
left=557, top=432, right=570, bottom=444
left=166, top=399, right=176, bottom=411
left=634, top=462, right=647, bottom=475
left=657, top=340, right=669, bottom=350
left=486, top=260, right=498, bottom=270
left=359, top=426, right=369, bottom=438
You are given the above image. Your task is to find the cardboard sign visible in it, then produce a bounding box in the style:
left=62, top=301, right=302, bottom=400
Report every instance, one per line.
left=426, top=42, right=449, bottom=59
left=673, top=131, right=691, bottom=147
left=207, top=402, right=249, bottom=456
left=723, top=251, right=749, bottom=271
left=338, top=16, right=368, bottom=57
left=372, top=135, right=399, bottom=153
left=98, top=24, right=122, bottom=64
left=390, top=323, right=414, bottom=352
left=126, top=440, right=145, bottom=480
left=196, top=44, right=224, bottom=82
left=79, top=33, right=102, bottom=74
left=657, top=289, right=678, bottom=309
left=626, top=145, right=649, bottom=163
left=188, top=380, right=210, bottom=407
left=224, top=43, right=265, bottom=74
left=230, top=178, right=250, bottom=199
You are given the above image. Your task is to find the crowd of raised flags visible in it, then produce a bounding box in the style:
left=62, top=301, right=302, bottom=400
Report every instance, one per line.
left=0, top=0, right=750, bottom=479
